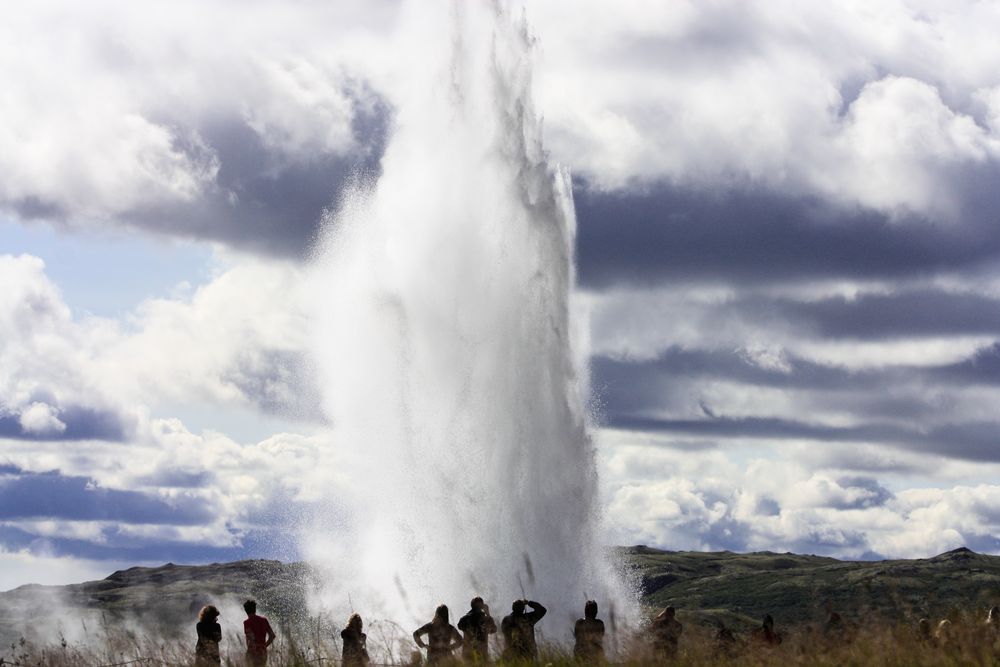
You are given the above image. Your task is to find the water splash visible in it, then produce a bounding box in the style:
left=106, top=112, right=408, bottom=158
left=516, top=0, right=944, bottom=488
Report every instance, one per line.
left=309, top=0, right=634, bottom=651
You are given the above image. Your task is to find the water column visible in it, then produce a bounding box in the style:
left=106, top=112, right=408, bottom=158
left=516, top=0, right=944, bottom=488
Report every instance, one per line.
left=310, top=0, right=633, bottom=651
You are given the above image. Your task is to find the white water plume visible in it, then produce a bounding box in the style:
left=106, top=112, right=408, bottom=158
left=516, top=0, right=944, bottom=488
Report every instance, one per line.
left=309, top=0, right=635, bottom=649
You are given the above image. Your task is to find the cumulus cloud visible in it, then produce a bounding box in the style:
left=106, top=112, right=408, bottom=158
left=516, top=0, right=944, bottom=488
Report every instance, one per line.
left=529, top=1, right=1000, bottom=220
left=600, top=435, right=1000, bottom=558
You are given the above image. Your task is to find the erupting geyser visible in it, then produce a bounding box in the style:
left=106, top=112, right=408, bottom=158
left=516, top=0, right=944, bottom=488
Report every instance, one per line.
left=309, top=0, right=634, bottom=650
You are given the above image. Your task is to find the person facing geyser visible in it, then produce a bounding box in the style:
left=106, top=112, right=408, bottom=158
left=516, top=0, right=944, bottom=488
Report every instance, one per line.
left=194, top=604, right=222, bottom=666
left=573, top=600, right=605, bottom=663
left=243, top=599, right=276, bottom=666
left=649, top=606, right=683, bottom=658
left=341, top=613, right=371, bottom=667
left=457, top=596, right=497, bottom=662
left=501, top=598, right=547, bottom=661
left=413, top=604, right=463, bottom=665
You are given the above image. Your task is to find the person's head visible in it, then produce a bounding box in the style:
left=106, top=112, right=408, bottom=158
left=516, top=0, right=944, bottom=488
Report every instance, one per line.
left=762, top=614, right=774, bottom=630
left=434, top=604, right=449, bottom=624
left=348, top=613, right=363, bottom=632
left=512, top=599, right=526, bottom=615
left=989, top=606, right=1000, bottom=623
left=584, top=600, right=598, bottom=620
left=199, top=605, right=220, bottom=622
left=244, top=599, right=257, bottom=617
left=471, top=597, right=485, bottom=612
left=918, top=618, right=931, bottom=637
left=936, top=619, right=952, bottom=640
left=662, top=606, right=675, bottom=620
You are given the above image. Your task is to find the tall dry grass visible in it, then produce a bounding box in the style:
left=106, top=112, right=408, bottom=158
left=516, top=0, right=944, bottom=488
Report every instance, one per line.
left=3, top=612, right=1000, bottom=666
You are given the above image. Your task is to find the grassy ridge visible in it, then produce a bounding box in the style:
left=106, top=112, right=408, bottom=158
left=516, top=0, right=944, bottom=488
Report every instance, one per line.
left=627, top=546, right=1000, bottom=630
left=3, top=546, right=1000, bottom=664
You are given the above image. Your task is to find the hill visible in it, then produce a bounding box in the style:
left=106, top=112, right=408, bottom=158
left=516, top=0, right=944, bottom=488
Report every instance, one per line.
left=625, top=545, right=1000, bottom=630
left=3, top=547, right=1000, bottom=645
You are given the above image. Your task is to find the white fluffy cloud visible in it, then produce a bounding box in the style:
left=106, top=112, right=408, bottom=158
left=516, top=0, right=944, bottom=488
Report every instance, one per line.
left=528, top=0, right=1000, bottom=218
left=4, top=0, right=1000, bottom=235
left=600, top=433, right=1000, bottom=558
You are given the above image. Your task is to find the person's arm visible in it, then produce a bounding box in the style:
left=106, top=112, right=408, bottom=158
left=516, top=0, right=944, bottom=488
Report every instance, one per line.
left=265, top=619, right=276, bottom=647
left=244, top=622, right=253, bottom=649
left=574, top=619, right=582, bottom=638
left=526, top=600, right=547, bottom=623
left=457, top=615, right=468, bottom=633
left=211, top=623, right=222, bottom=642
left=413, top=623, right=431, bottom=648
left=486, top=614, right=497, bottom=634
left=449, top=626, right=463, bottom=650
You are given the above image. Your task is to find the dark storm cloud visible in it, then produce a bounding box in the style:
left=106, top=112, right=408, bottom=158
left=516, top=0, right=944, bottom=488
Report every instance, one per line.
left=0, top=470, right=211, bottom=525
left=610, top=414, right=1000, bottom=463
left=0, top=524, right=260, bottom=564
left=124, top=99, right=389, bottom=257
left=14, top=91, right=389, bottom=258
left=750, top=290, right=1000, bottom=340
left=931, top=343, right=1000, bottom=385
left=0, top=406, right=127, bottom=442
left=574, top=182, right=1000, bottom=288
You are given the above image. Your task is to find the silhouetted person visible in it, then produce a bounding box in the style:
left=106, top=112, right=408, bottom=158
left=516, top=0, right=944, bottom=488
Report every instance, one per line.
left=457, top=597, right=497, bottom=662
left=649, top=606, right=682, bottom=658
left=413, top=604, right=463, bottom=665
left=501, top=599, right=547, bottom=661
left=917, top=618, right=934, bottom=645
left=573, top=600, right=605, bottom=662
left=751, top=614, right=782, bottom=646
left=341, top=613, right=370, bottom=667
left=243, top=599, right=276, bottom=666
left=194, top=604, right=222, bottom=666
left=822, top=610, right=848, bottom=643
left=714, top=622, right=737, bottom=657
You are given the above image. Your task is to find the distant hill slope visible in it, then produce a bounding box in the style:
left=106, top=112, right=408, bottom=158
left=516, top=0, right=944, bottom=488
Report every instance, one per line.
left=625, top=545, right=1000, bottom=630
left=3, top=547, right=1000, bottom=644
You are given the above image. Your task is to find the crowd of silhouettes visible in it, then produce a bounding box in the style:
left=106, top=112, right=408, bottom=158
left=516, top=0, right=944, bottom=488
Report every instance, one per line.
left=190, top=596, right=1000, bottom=664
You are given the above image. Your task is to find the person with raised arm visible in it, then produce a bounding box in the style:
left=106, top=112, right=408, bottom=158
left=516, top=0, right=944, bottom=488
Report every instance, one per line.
left=457, top=596, right=497, bottom=662
left=501, top=598, right=547, bottom=661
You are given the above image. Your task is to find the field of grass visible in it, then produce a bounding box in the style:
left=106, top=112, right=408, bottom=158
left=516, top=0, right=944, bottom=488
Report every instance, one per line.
left=5, top=547, right=1000, bottom=665
left=4, top=613, right=1000, bottom=666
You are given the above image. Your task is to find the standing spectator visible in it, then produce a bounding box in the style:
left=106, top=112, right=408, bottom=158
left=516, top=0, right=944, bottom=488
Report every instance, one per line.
left=243, top=599, right=276, bottom=666
left=457, top=597, right=497, bottom=662
left=501, top=599, right=547, bottom=661
left=413, top=604, right=463, bottom=665
left=341, top=613, right=371, bottom=667
left=649, top=606, right=683, bottom=659
left=573, top=600, right=605, bottom=662
left=194, top=604, right=222, bottom=666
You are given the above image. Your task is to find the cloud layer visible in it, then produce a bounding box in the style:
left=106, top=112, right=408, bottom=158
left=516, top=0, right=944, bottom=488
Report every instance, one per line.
left=4, top=0, right=1000, bottom=583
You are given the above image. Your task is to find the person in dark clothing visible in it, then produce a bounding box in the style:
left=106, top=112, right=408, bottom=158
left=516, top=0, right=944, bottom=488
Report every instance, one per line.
left=501, top=599, right=547, bottom=661
left=413, top=604, right=463, bottom=665
left=243, top=599, right=276, bottom=666
left=750, top=614, right=782, bottom=646
left=194, top=604, right=222, bottom=666
left=573, top=600, right=605, bottom=662
left=457, top=597, right=497, bottom=662
left=341, top=613, right=371, bottom=667
left=649, top=606, right=682, bottom=658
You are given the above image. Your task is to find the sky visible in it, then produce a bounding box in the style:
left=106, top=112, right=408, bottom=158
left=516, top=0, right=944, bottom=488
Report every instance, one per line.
left=3, top=0, right=1000, bottom=590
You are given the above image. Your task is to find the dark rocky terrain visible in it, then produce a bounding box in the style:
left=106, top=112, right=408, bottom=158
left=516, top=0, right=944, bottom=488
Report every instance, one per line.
left=3, top=547, right=1000, bottom=645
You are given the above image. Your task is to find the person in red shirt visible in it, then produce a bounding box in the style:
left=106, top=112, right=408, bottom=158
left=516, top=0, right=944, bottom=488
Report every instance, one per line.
left=243, top=599, right=276, bottom=666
